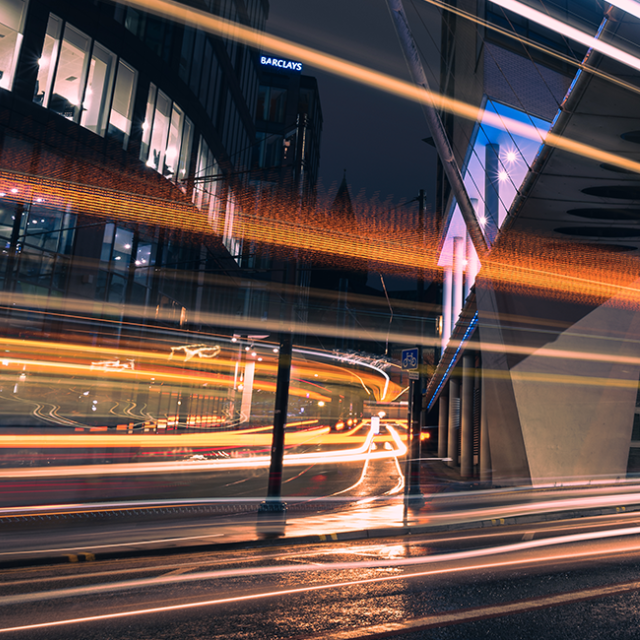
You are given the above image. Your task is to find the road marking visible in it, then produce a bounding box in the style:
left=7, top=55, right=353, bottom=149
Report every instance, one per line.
left=522, top=532, right=534, bottom=541
left=161, top=566, right=196, bottom=577
left=300, top=579, right=640, bottom=638
left=3, top=553, right=640, bottom=635
left=0, top=533, right=224, bottom=556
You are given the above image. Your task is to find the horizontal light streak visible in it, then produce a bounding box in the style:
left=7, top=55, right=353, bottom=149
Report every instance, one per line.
left=608, top=0, right=640, bottom=20
left=488, top=0, right=640, bottom=72
left=0, top=427, right=408, bottom=474
left=0, top=425, right=342, bottom=451
left=4, top=523, right=640, bottom=632
left=6, top=297, right=640, bottom=368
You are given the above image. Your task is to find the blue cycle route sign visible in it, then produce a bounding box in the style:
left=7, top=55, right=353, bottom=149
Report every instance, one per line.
left=401, top=348, right=419, bottom=370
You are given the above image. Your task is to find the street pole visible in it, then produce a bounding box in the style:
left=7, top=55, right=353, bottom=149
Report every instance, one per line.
left=404, top=346, right=424, bottom=504
left=262, top=332, right=292, bottom=509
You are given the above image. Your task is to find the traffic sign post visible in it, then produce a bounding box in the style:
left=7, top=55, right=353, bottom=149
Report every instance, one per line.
left=402, top=348, right=419, bottom=371
left=403, top=346, right=424, bottom=505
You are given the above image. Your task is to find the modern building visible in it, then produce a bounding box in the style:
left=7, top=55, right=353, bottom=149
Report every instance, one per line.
left=252, top=55, right=322, bottom=206
left=0, top=0, right=315, bottom=432
left=425, top=1, right=640, bottom=484
left=0, top=0, right=271, bottom=322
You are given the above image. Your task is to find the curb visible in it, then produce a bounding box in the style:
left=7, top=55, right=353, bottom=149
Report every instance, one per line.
left=1, top=502, right=638, bottom=570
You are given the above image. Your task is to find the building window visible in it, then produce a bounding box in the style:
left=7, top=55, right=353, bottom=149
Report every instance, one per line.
left=108, top=60, right=137, bottom=149
left=80, top=42, right=116, bottom=136
left=164, top=103, right=184, bottom=179
left=193, top=137, right=220, bottom=223
left=178, top=117, right=193, bottom=182
left=257, top=86, right=286, bottom=123
left=35, top=16, right=138, bottom=148
left=0, top=0, right=28, bottom=91
left=254, top=132, right=283, bottom=168
left=147, top=89, right=171, bottom=172
left=141, top=84, right=192, bottom=182
left=223, top=193, right=242, bottom=264
left=49, top=24, right=91, bottom=122
left=34, top=14, right=61, bottom=106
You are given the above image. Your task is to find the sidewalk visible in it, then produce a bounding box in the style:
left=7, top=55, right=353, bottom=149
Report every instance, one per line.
left=2, top=470, right=640, bottom=569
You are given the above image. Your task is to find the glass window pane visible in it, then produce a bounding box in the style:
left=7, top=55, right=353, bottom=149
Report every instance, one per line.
left=140, top=82, right=156, bottom=161
left=267, top=87, right=286, bottom=123
left=163, top=102, right=183, bottom=178
left=34, top=14, right=62, bottom=107
left=177, top=117, right=193, bottom=183
left=108, top=60, right=137, bottom=148
left=80, top=42, right=116, bottom=136
left=50, top=25, right=90, bottom=122
left=112, top=227, right=133, bottom=273
left=0, top=0, right=28, bottom=91
left=147, top=90, right=170, bottom=172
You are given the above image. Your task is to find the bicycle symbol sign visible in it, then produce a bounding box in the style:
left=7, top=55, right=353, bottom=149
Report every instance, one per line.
left=401, top=348, right=419, bottom=370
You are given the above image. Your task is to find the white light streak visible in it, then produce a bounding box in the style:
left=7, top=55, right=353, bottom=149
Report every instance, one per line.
left=4, top=524, right=640, bottom=632
left=489, top=0, right=640, bottom=72
left=607, top=0, right=640, bottom=21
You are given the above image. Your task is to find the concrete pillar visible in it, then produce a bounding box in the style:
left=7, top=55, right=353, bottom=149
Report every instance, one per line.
left=485, top=143, right=500, bottom=245
left=442, top=265, right=453, bottom=349
left=448, top=376, right=460, bottom=468
left=465, top=233, right=480, bottom=298
left=453, top=236, right=465, bottom=325
left=461, top=354, right=474, bottom=479
left=438, top=391, right=449, bottom=459
left=480, top=361, right=492, bottom=483
left=240, top=361, right=255, bottom=423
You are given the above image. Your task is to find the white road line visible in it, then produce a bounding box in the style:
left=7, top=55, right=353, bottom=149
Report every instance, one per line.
left=302, top=579, right=640, bottom=638
left=0, top=533, right=224, bottom=557
left=3, top=544, right=640, bottom=634
left=2, top=525, right=640, bottom=609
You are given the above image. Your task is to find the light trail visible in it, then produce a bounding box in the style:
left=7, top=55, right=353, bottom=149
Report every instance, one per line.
left=608, top=0, right=640, bottom=20
left=0, top=425, right=408, bottom=475
left=487, top=0, right=640, bottom=71
left=423, top=0, right=640, bottom=99
left=3, top=524, right=640, bottom=632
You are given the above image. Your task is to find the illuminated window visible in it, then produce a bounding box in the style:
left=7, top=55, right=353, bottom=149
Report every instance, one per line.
left=178, top=116, right=193, bottom=183
left=112, top=227, right=133, bottom=273
left=0, top=0, right=28, bottom=91
left=108, top=60, right=137, bottom=149
left=80, top=43, right=116, bottom=136
left=193, top=137, right=220, bottom=223
left=50, top=24, right=90, bottom=121
left=141, top=85, right=192, bottom=182
left=147, top=89, right=170, bottom=172
left=34, top=13, right=61, bottom=107
left=140, top=82, right=156, bottom=160
left=164, top=103, right=184, bottom=178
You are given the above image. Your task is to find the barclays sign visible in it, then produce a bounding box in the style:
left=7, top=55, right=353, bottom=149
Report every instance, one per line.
left=260, top=56, right=303, bottom=72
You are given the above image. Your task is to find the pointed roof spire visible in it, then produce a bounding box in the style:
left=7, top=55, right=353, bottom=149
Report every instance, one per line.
left=331, top=170, right=354, bottom=220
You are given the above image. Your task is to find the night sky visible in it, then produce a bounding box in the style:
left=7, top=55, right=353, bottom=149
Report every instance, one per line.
left=266, top=0, right=442, bottom=212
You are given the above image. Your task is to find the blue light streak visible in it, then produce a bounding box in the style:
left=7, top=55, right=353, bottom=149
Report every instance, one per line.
left=427, top=312, right=479, bottom=411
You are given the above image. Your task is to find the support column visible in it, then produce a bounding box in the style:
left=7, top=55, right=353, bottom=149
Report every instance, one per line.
left=460, top=354, right=474, bottom=479
left=452, top=236, right=465, bottom=326
left=447, top=376, right=460, bottom=468
left=438, top=391, right=449, bottom=459
left=442, top=266, right=453, bottom=350
left=485, top=143, right=500, bottom=245
left=480, top=360, right=492, bottom=483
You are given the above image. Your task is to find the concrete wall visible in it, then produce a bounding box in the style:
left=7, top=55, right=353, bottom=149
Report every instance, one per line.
left=477, top=282, right=640, bottom=485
